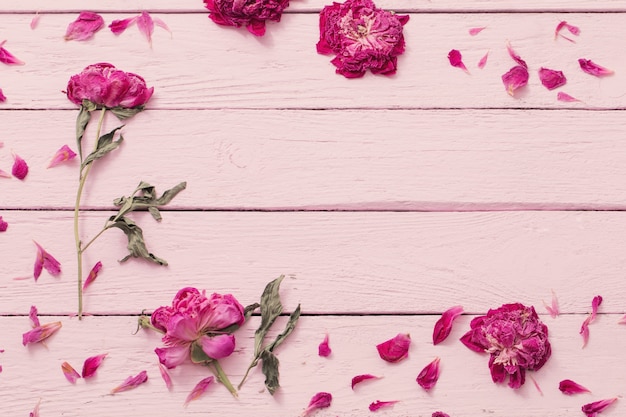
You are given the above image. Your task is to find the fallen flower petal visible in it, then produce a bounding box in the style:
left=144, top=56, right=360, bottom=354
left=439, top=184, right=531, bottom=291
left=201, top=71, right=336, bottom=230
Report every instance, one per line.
left=82, top=261, right=103, bottom=290
left=376, top=333, right=411, bottom=363
left=582, top=398, right=618, bottom=417
left=477, top=51, right=489, bottom=69
left=0, top=88, right=6, bottom=102
left=557, top=92, right=580, bottom=103
left=432, top=413, right=450, bottom=417
left=448, top=49, right=468, bottom=73
left=469, top=26, right=486, bottom=36
left=580, top=295, right=602, bottom=348
left=591, top=295, right=603, bottom=319
left=539, top=68, right=567, bottom=90
left=544, top=290, right=560, bottom=318
left=0, top=40, right=24, bottom=65
left=30, top=13, right=40, bottom=30
left=12, top=153, right=28, bottom=180
left=82, top=353, right=107, bottom=378
left=417, top=357, right=441, bottom=390
left=0, top=169, right=10, bottom=178
left=62, top=361, right=81, bottom=384
left=33, top=241, right=62, bottom=281
left=137, top=11, right=155, bottom=46
left=351, top=374, right=381, bottom=389
left=559, top=379, right=590, bottom=395
left=184, top=376, right=214, bottom=406
left=29, top=305, right=40, bottom=328
left=301, top=392, right=332, bottom=417
left=618, top=314, right=626, bottom=324
left=47, top=145, right=77, bottom=168
left=152, top=17, right=172, bottom=36
left=555, top=21, right=580, bottom=41
left=369, top=400, right=398, bottom=411
left=64, top=11, right=105, bottom=41
left=579, top=59, right=614, bottom=77
left=109, top=17, right=138, bottom=35
left=0, top=216, right=7, bottom=232
left=502, top=65, right=529, bottom=97
left=111, top=370, right=148, bottom=393
left=22, top=321, right=62, bottom=345
left=158, top=363, right=173, bottom=390
left=433, top=305, right=464, bottom=345
left=318, top=333, right=331, bottom=357
left=29, top=400, right=41, bottom=417
left=506, top=42, right=527, bottom=68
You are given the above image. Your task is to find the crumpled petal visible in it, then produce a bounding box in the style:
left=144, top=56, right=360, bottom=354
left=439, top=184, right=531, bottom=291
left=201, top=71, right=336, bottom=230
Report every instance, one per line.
left=477, top=51, right=489, bottom=69
left=82, top=261, right=103, bottom=290
left=544, top=290, right=560, bottom=318
left=22, top=321, right=62, bottom=345
left=555, top=21, right=580, bottom=42
left=416, top=357, right=441, bottom=390
left=433, top=305, right=464, bottom=345
left=580, top=295, right=602, bottom=348
left=351, top=374, right=381, bottom=389
left=137, top=11, right=155, bottom=46
left=155, top=345, right=189, bottom=369
left=582, top=398, right=617, bottom=417
left=12, top=153, right=28, bottom=180
left=0, top=88, right=6, bottom=102
left=506, top=43, right=527, bottom=68
left=376, top=333, right=410, bottom=363
left=538, top=68, right=567, bottom=90
left=29, top=305, right=40, bottom=328
left=184, top=376, right=214, bottom=406
left=469, top=27, right=486, bottom=36
left=502, top=65, right=529, bottom=97
left=111, top=370, right=148, bottom=393
left=579, top=59, right=614, bottom=77
left=318, top=333, right=331, bottom=357
left=369, top=400, right=398, bottom=411
left=158, top=363, right=173, bottom=390
left=109, top=17, right=138, bottom=35
left=48, top=145, right=77, bottom=168
left=301, top=392, right=332, bottom=417
left=448, top=49, right=468, bottom=73
left=64, top=11, right=105, bottom=41
left=33, top=241, right=62, bottom=281
left=0, top=216, right=7, bottom=232
left=557, top=92, right=580, bottom=103
left=0, top=40, right=24, bottom=65
left=62, top=361, right=81, bottom=384
left=82, top=353, right=107, bottom=378
left=198, top=334, right=236, bottom=360
left=559, top=379, right=590, bottom=395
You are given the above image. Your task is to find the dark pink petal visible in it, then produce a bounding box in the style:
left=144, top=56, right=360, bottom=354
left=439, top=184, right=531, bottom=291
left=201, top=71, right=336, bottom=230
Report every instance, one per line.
left=111, top=370, right=148, bottom=394
left=433, top=305, right=464, bottom=345
left=64, top=11, right=105, bottom=41
left=62, top=361, right=81, bottom=384
left=0, top=88, right=6, bottom=102
left=22, top=321, right=62, bottom=345
left=538, top=68, right=567, bottom=90
left=506, top=43, right=527, bottom=68
left=469, top=27, right=486, bottom=36
left=158, top=363, right=173, bottom=390
left=477, top=51, right=489, bottom=69
left=109, top=17, right=138, bottom=35
left=582, top=398, right=618, bottom=417
left=0, top=216, right=7, bottom=232
left=351, top=374, right=381, bottom=389
left=198, top=334, right=235, bottom=359
left=559, top=379, right=590, bottom=395
left=137, top=11, right=155, bottom=46
left=369, top=400, right=398, bottom=411
left=0, top=40, right=24, bottom=65
left=502, top=65, right=529, bottom=97
left=544, top=290, right=560, bottom=318
left=301, top=392, right=332, bottom=417
left=318, top=333, right=331, bottom=357
left=29, top=305, right=40, bottom=328
left=557, top=92, right=580, bottom=103
left=33, top=241, right=61, bottom=281
left=184, top=376, right=214, bottom=406
left=432, top=413, right=450, bottom=417
left=12, top=153, right=28, bottom=180
left=591, top=295, right=603, bottom=319
left=555, top=21, right=580, bottom=42
left=416, top=357, right=441, bottom=390
left=448, top=49, right=468, bottom=73
left=82, top=261, right=103, bottom=290
left=47, top=145, right=77, bottom=168
left=376, top=333, right=410, bottom=363
left=579, top=59, right=614, bottom=77
left=580, top=295, right=602, bottom=348
left=82, top=353, right=107, bottom=378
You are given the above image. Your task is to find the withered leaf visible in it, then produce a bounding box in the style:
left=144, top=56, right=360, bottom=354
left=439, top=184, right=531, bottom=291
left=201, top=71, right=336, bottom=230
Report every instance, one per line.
left=260, top=350, right=280, bottom=395
left=82, top=125, right=124, bottom=168
left=108, top=216, right=168, bottom=265
left=112, top=181, right=187, bottom=222
left=75, top=101, right=96, bottom=159
left=110, top=106, right=144, bottom=120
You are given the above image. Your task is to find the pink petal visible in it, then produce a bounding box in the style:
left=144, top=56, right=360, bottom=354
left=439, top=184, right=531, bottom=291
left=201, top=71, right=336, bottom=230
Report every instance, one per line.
left=557, top=92, right=581, bottom=103
left=64, top=11, right=105, bottom=41
left=506, top=42, right=527, bottom=68
left=22, top=321, right=62, bottom=345
left=109, top=17, right=138, bottom=35
left=538, top=67, right=567, bottom=90
left=198, top=334, right=236, bottom=359
left=580, top=295, right=602, bottom=348
left=33, top=241, right=62, bottom=281
left=111, top=370, right=148, bottom=394
left=416, top=357, right=441, bottom=390
left=318, top=333, right=331, bottom=357
left=376, top=333, right=411, bottom=363
left=30, top=13, right=41, bottom=30
left=0, top=216, right=7, bottom=232
left=448, top=49, right=468, bottom=73
left=62, top=361, right=81, bottom=384
left=502, top=65, right=529, bottom=97
left=469, top=27, right=486, bottom=36
left=579, top=59, right=614, bottom=77
left=155, top=345, right=190, bottom=369
left=0, top=88, right=6, bottom=102
left=82, top=353, right=107, bottom=378
left=29, top=400, right=41, bottom=417
left=47, top=145, right=77, bottom=168
left=184, top=376, right=214, bottom=406
left=432, top=413, right=450, bottom=417
left=582, top=398, right=618, bottom=417
left=301, top=392, right=332, bottom=417
left=544, top=290, right=560, bottom=318
left=158, top=363, right=173, bottom=390
left=12, top=153, right=28, bottom=180
left=477, top=51, right=489, bottom=69
left=351, top=374, right=381, bottom=389
left=618, top=314, right=626, bottom=324
left=137, top=11, right=155, bottom=46
left=433, top=305, right=464, bottom=345
left=0, top=169, right=10, bottom=178
left=559, top=379, right=591, bottom=395
left=591, top=295, right=603, bottom=319
left=29, top=305, right=40, bottom=328
left=0, top=41, right=25, bottom=65
left=82, top=261, right=103, bottom=290
left=153, top=17, right=172, bottom=37
left=555, top=21, right=580, bottom=41
left=369, top=400, right=398, bottom=411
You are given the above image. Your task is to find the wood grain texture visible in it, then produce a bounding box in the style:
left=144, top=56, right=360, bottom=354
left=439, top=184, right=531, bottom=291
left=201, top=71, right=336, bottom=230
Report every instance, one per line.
left=0, top=13, right=624, bottom=109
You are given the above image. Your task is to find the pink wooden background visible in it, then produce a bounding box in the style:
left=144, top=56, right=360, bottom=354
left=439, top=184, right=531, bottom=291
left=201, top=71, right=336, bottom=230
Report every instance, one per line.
left=1, top=1, right=626, bottom=416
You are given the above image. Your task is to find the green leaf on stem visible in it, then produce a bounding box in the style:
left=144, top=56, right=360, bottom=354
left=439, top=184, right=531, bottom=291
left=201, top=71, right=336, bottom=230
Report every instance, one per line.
left=81, top=126, right=125, bottom=168
left=112, top=181, right=187, bottom=222
left=108, top=216, right=168, bottom=265
left=244, top=303, right=260, bottom=320
left=190, top=341, right=213, bottom=364
left=110, top=106, right=145, bottom=120
left=260, top=350, right=280, bottom=395
left=267, top=304, right=301, bottom=353
left=76, top=101, right=96, bottom=159
left=254, top=276, right=285, bottom=357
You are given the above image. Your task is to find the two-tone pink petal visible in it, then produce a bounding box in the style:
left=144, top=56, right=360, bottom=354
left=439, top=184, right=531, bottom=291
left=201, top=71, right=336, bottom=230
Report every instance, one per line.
left=23, top=321, right=62, bottom=346
left=158, top=363, right=173, bottom=390
left=544, top=290, right=560, bottom=318
left=47, top=145, right=77, bottom=168
left=582, top=398, right=617, bottom=417
left=83, top=261, right=103, bottom=290
left=502, top=43, right=529, bottom=96
left=416, top=357, right=441, bottom=390
left=433, top=305, right=464, bottom=345
left=557, top=92, right=581, bottom=103
left=109, top=17, right=138, bottom=35
left=184, top=376, right=214, bottom=406
left=0, top=41, right=24, bottom=65
left=351, top=374, right=381, bottom=389
left=33, top=241, right=61, bottom=281
left=82, top=353, right=107, bottom=378
left=301, top=392, right=332, bottom=417
left=555, top=21, right=580, bottom=42
left=318, top=333, right=331, bottom=357
left=110, top=12, right=170, bottom=46
left=477, top=51, right=489, bottom=69
left=64, top=11, right=105, bottom=41
left=29, top=305, right=41, bottom=328
left=579, top=59, right=614, bottom=77
left=62, top=361, right=81, bottom=384
left=369, top=400, right=398, bottom=411
left=580, top=295, right=602, bottom=348
left=559, top=379, right=590, bottom=395
left=111, top=370, right=148, bottom=393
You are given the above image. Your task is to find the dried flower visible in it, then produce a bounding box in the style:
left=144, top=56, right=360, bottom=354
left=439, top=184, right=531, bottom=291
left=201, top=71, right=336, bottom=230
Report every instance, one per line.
left=579, top=59, right=614, bottom=77
left=582, top=398, right=617, bottom=417
left=82, top=353, right=107, bottom=378
left=0, top=40, right=24, bottom=65
left=433, top=305, right=464, bottom=345
left=557, top=92, right=580, bottom=103
left=544, top=290, right=560, bottom=318
left=460, top=303, right=551, bottom=389
left=369, top=400, right=398, bottom=411
left=318, top=333, right=331, bottom=357
left=316, top=0, right=409, bottom=78
left=301, top=392, right=332, bottom=417
left=469, top=27, right=486, bottom=36
left=376, top=333, right=410, bottom=363
left=0, top=216, right=7, bottom=232
left=478, top=51, right=489, bottom=69
left=62, top=361, right=81, bottom=384
left=580, top=295, right=602, bottom=348
left=158, top=363, right=173, bottom=390
left=111, top=370, right=148, bottom=393
left=82, top=261, right=103, bottom=290
left=48, top=145, right=77, bottom=168
left=559, top=379, right=590, bottom=395
left=64, top=12, right=105, bottom=41
left=417, top=357, right=441, bottom=390
left=448, top=50, right=468, bottom=73
left=555, top=21, right=580, bottom=42
left=539, top=68, right=567, bottom=90
left=12, top=153, right=28, bottom=180
left=33, top=241, right=62, bottom=281
left=23, top=320, right=62, bottom=345
left=351, top=373, right=381, bottom=389
left=204, top=0, right=289, bottom=36
left=185, top=376, right=214, bottom=406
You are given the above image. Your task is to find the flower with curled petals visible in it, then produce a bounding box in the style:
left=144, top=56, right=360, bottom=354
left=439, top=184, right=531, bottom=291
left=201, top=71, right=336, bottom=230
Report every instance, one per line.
left=204, top=0, right=289, bottom=36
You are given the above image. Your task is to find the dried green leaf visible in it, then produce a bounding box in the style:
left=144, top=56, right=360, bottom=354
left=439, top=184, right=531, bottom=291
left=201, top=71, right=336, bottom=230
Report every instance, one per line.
left=112, top=181, right=187, bottom=222
left=148, top=206, right=161, bottom=222
left=108, top=216, right=168, bottom=265
left=260, top=350, right=280, bottom=395
left=81, top=126, right=125, bottom=168
left=267, top=304, right=301, bottom=353
left=244, top=303, right=260, bottom=320
left=110, top=106, right=144, bottom=120
left=75, top=101, right=95, bottom=160
left=190, top=341, right=212, bottom=364
left=255, top=276, right=285, bottom=356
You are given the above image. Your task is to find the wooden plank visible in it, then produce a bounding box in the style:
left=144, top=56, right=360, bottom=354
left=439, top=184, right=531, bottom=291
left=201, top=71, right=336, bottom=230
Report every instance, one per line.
left=0, top=314, right=623, bottom=417
left=0, top=14, right=623, bottom=109
left=2, top=211, right=625, bottom=315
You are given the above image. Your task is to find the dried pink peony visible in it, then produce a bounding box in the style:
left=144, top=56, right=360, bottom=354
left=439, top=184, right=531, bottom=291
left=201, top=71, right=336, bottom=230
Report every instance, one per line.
left=82, top=353, right=107, bottom=378
left=0, top=41, right=24, bottom=65
left=376, top=333, right=410, bottom=363
left=557, top=92, right=580, bottom=103
left=0, top=216, right=7, bottom=232
left=351, top=373, right=381, bottom=389
left=33, top=241, right=61, bottom=281
left=82, top=261, right=103, bottom=290
left=318, top=333, right=331, bottom=357
left=460, top=303, right=551, bottom=389
left=12, top=153, right=28, bottom=180
left=579, top=59, right=613, bottom=77
left=62, top=361, right=81, bottom=384
left=416, top=357, right=441, bottom=390
left=301, top=392, right=332, bottom=417
left=64, top=11, right=105, bottom=41
left=48, top=145, right=77, bottom=168
left=555, top=21, right=580, bottom=42
left=582, top=398, right=618, bottom=417
left=538, top=68, right=567, bottom=90
left=369, top=400, right=398, bottom=411
left=469, top=26, right=486, bottom=36
left=433, top=305, right=464, bottom=345
left=580, top=295, right=602, bottom=348
left=111, top=370, right=148, bottom=394
left=158, top=363, right=173, bottom=390
left=185, top=376, right=214, bottom=406
left=316, top=0, right=409, bottom=78
left=204, top=0, right=289, bottom=36
left=559, top=379, right=590, bottom=395
left=448, top=50, right=468, bottom=73
left=477, top=51, right=489, bottom=69
left=152, top=287, right=245, bottom=369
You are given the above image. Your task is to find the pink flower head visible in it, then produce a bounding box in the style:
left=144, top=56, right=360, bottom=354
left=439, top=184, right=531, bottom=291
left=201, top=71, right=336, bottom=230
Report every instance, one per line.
left=417, top=357, right=441, bottom=390
left=538, top=68, right=567, bottom=90
left=0, top=40, right=24, bottom=65
left=61, top=361, right=81, bottom=384
left=82, top=353, right=107, bottom=378
left=23, top=321, right=62, bottom=345
left=111, top=370, right=148, bottom=394
left=559, top=379, right=590, bottom=395
left=64, top=12, right=105, bottom=41
left=301, top=392, right=332, bottom=417
left=318, top=333, right=331, bottom=357
left=184, top=376, right=214, bottom=406
left=369, top=400, right=398, bottom=411
left=433, top=305, right=464, bottom=345
left=82, top=261, right=103, bottom=290
left=376, top=333, right=410, bottom=363
left=47, top=145, right=77, bottom=168
left=33, top=241, right=61, bottom=281
left=152, top=288, right=245, bottom=369
left=460, top=303, right=551, bottom=389
left=448, top=49, right=468, bottom=73
left=582, top=398, right=618, bottom=417
left=351, top=373, right=380, bottom=389
left=316, top=0, right=409, bottom=78
left=579, top=59, right=613, bottom=77
left=0, top=216, right=7, bottom=232
left=204, top=0, right=289, bottom=36
left=66, top=63, right=154, bottom=109
left=12, top=153, right=28, bottom=180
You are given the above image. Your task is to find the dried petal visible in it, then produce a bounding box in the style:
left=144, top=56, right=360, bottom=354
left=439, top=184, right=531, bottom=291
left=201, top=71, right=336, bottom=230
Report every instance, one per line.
left=579, top=59, right=614, bottom=77
left=469, top=27, right=486, bottom=36
left=0, top=169, right=10, bottom=178
left=111, top=370, right=148, bottom=393
left=580, top=295, right=602, bottom=348
left=555, top=21, right=580, bottom=42
left=64, top=11, right=105, bottom=41
left=301, top=392, right=332, bottom=417
left=29, top=400, right=41, bottom=417
left=506, top=43, right=527, bottom=68
left=538, top=68, right=567, bottom=90
left=433, top=305, right=464, bottom=345
left=369, top=400, right=398, bottom=411
left=33, top=241, right=62, bottom=281
left=0, top=216, right=7, bottom=232
left=12, top=153, right=28, bottom=180
left=477, top=51, right=489, bottom=69
left=82, top=353, right=107, bottom=378
left=158, top=363, right=173, bottom=390
left=432, top=413, right=450, bottom=417
left=448, top=49, right=468, bottom=73
left=137, top=11, right=155, bottom=46
left=47, top=145, right=77, bottom=168
left=557, top=92, right=580, bottom=103
left=184, top=376, right=214, bottom=406
left=0, top=40, right=24, bottom=65
left=502, top=65, right=529, bottom=97
left=618, top=314, right=626, bottom=324
left=22, top=321, right=62, bottom=345
left=376, top=333, right=410, bottom=363
left=62, top=361, right=81, bottom=384
left=351, top=374, right=381, bottom=389
left=29, top=305, right=40, bottom=328
left=152, top=17, right=172, bottom=37
left=559, top=379, right=590, bottom=395
left=416, top=357, right=441, bottom=390
left=109, top=17, right=138, bottom=35
left=30, top=13, right=40, bottom=30
left=82, top=261, right=103, bottom=290
left=318, top=333, right=331, bottom=357
left=582, top=398, right=618, bottom=417
left=0, top=88, right=6, bottom=102
left=544, top=290, right=560, bottom=318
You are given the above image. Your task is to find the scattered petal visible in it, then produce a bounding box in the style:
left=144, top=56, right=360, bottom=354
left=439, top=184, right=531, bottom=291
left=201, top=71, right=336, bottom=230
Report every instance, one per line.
left=433, top=305, right=464, bottom=345
left=184, top=376, right=214, bottom=406
left=47, top=145, right=77, bottom=168
left=432, top=413, right=450, bottom=417
left=29, top=305, right=40, bottom=328
left=29, top=400, right=41, bottom=417
left=555, top=21, right=580, bottom=42
left=158, top=363, right=173, bottom=390
left=153, top=17, right=172, bottom=37
left=23, top=321, right=62, bottom=345
left=351, top=374, right=381, bottom=389
left=579, top=59, right=614, bottom=77
left=82, top=353, right=107, bottom=378
left=538, top=68, right=567, bottom=90
left=544, top=290, right=560, bottom=318
left=618, top=314, right=626, bottom=324
left=502, top=65, right=529, bottom=97
left=30, top=12, right=41, bottom=30
left=0, top=169, right=10, bottom=178
left=369, top=400, right=398, bottom=411
left=376, top=333, right=411, bottom=363
left=301, top=392, right=332, bottom=417
left=529, top=374, right=543, bottom=396
left=417, top=357, right=441, bottom=390
left=0, top=40, right=25, bottom=65
left=64, top=11, right=105, bottom=41
left=82, top=261, right=103, bottom=290
left=557, top=92, right=581, bottom=103
left=582, top=398, right=618, bottom=417
left=109, top=17, right=138, bottom=35
left=448, top=49, right=468, bottom=73
left=318, top=333, right=331, bottom=357
left=477, top=51, right=489, bottom=69
left=559, top=379, right=591, bottom=395
left=33, top=241, right=62, bottom=281
left=137, top=11, right=155, bottom=46
left=580, top=295, right=602, bottom=348
left=0, top=216, right=7, bottom=232
left=0, top=88, right=6, bottom=102
left=506, top=42, right=527, bottom=68
left=469, top=26, right=486, bottom=36
left=111, top=370, right=148, bottom=394
left=12, top=153, right=28, bottom=180
left=62, top=361, right=81, bottom=384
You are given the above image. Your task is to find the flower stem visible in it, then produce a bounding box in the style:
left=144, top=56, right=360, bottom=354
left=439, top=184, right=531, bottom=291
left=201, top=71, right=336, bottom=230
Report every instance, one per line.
left=237, top=357, right=259, bottom=390
left=210, top=361, right=238, bottom=398
left=74, top=108, right=106, bottom=320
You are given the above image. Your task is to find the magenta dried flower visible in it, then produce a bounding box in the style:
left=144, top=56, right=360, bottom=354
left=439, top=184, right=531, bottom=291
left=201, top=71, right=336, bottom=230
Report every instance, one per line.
left=448, top=50, right=468, bottom=73
left=48, top=145, right=77, bottom=168
left=64, top=12, right=105, bottom=41
left=0, top=216, right=7, bottom=232
left=376, top=333, right=410, bottom=363
left=33, top=241, right=62, bottom=281
left=204, top=0, right=289, bottom=36
left=416, top=357, right=441, bottom=390
left=12, top=153, right=28, bottom=180
left=539, top=68, right=567, bottom=90
left=301, top=392, right=332, bottom=417
left=62, top=361, right=81, bottom=384
left=111, top=370, right=148, bottom=394
left=0, top=40, right=24, bottom=65
left=369, top=400, right=398, bottom=411
left=460, top=303, right=551, bottom=389
left=433, top=305, right=464, bottom=345
left=582, top=398, right=618, bottom=417
left=316, top=0, right=409, bottom=78
left=351, top=373, right=381, bottom=389
left=318, top=333, right=331, bottom=357
left=185, top=376, right=214, bottom=406
left=559, top=379, right=590, bottom=395
left=579, top=59, right=613, bottom=77
left=82, top=353, right=107, bottom=378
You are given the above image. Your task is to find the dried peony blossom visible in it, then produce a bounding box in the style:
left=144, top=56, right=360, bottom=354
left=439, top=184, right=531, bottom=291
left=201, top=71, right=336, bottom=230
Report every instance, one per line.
left=0, top=40, right=24, bottom=65
left=460, top=303, right=551, bottom=389
left=0, top=216, right=7, bottom=232
left=469, top=26, right=486, bottom=36
left=433, top=305, right=464, bottom=345
left=62, top=361, right=81, bottom=384
left=82, top=353, right=107, bottom=378
left=33, top=241, right=62, bottom=281
left=111, top=370, right=148, bottom=394
left=0, top=88, right=6, bottom=102
left=579, top=59, right=613, bottom=77
left=301, top=392, right=332, bottom=417
left=318, top=333, right=331, bottom=357
left=184, top=376, right=214, bottom=406
left=559, top=379, right=591, bottom=395
left=64, top=12, right=105, bottom=41
left=582, top=398, right=618, bottom=417
left=47, top=145, right=77, bottom=168
left=376, top=333, right=410, bottom=363
left=351, top=374, right=381, bottom=389
left=369, top=400, right=398, bottom=411
left=82, top=261, right=103, bottom=290
left=538, top=68, right=567, bottom=90
left=557, top=92, right=580, bottom=103
left=555, top=21, right=580, bottom=42
left=544, top=290, right=560, bottom=318
left=12, top=153, right=28, bottom=180
left=432, top=413, right=450, bottom=417
left=316, top=0, right=409, bottom=78
left=204, top=0, right=289, bottom=36
left=580, top=295, right=602, bottom=348
left=23, top=320, right=62, bottom=345
left=416, top=357, right=441, bottom=390
left=477, top=51, right=489, bottom=69
left=448, top=50, right=468, bottom=73
left=158, top=363, right=173, bottom=390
